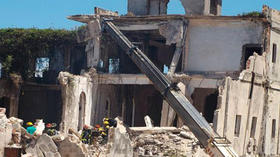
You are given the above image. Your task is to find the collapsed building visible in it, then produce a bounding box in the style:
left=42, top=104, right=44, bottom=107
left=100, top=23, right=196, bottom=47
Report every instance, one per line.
left=1, top=0, right=280, bottom=156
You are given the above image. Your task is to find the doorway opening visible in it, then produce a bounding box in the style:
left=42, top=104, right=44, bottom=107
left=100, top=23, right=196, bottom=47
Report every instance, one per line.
left=191, top=88, right=218, bottom=123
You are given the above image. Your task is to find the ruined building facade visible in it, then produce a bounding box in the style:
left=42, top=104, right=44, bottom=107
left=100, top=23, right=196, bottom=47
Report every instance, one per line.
left=1, top=1, right=280, bottom=157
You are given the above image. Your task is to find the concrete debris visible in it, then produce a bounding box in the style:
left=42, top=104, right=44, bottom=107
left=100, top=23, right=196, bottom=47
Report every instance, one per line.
left=57, top=134, right=89, bottom=157
left=0, top=108, right=13, bottom=156
left=107, top=118, right=133, bottom=157
left=106, top=118, right=208, bottom=157
left=34, top=119, right=45, bottom=136
left=94, top=7, right=119, bottom=16
left=1, top=106, right=208, bottom=157
left=25, top=134, right=61, bottom=157
left=144, top=115, right=153, bottom=128
left=9, top=117, right=23, bottom=145
left=130, top=127, right=209, bottom=157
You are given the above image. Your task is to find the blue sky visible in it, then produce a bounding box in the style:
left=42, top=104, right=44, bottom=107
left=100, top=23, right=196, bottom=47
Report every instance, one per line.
left=0, top=0, right=279, bottom=30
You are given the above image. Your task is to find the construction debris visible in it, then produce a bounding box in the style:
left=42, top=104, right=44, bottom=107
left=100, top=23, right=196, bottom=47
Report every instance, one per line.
left=106, top=118, right=209, bottom=157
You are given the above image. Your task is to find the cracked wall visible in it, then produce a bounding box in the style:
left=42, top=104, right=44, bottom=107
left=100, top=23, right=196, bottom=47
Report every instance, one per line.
left=214, top=52, right=280, bottom=156
left=58, top=71, right=94, bottom=132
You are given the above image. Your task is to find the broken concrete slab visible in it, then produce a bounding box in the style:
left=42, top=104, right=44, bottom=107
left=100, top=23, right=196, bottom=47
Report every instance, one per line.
left=107, top=118, right=133, bottom=157
left=0, top=108, right=13, bottom=156
left=57, top=135, right=88, bottom=157
left=26, top=134, right=61, bottom=157
left=129, top=127, right=180, bottom=134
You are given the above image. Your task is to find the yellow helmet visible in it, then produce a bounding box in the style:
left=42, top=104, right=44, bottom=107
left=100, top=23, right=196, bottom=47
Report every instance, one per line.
left=105, top=125, right=110, bottom=129
left=98, top=127, right=104, bottom=131
left=101, top=132, right=107, bottom=136
left=103, top=118, right=109, bottom=121
left=103, top=121, right=109, bottom=125
left=26, top=122, right=33, bottom=126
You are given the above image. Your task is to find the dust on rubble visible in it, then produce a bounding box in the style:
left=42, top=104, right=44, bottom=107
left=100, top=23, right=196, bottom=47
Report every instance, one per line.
left=0, top=111, right=209, bottom=157
left=130, top=127, right=209, bottom=157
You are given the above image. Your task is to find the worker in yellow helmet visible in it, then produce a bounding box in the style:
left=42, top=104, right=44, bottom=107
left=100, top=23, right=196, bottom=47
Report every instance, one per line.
left=26, top=122, right=36, bottom=135
left=103, top=120, right=109, bottom=126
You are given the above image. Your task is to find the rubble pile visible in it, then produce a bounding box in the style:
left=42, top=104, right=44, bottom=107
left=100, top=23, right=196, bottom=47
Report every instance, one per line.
left=0, top=108, right=13, bottom=156
left=0, top=112, right=209, bottom=157
left=106, top=118, right=209, bottom=157
left=25, top=134, right=61, bottom=157
left=130, top=127, right=209, bottom=157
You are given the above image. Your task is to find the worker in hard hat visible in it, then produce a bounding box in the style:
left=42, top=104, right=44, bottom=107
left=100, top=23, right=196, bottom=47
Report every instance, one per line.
left=44, top=123, right=57, bottom=136
left=103, top=118, right=117, bottom=128
left=98, top=127, right=107, bottom=139
left=26, top=122, right=36, bottom=135
left=90, top=125, right=101, bottom=144
left=81, top=125, right=92, bottom=144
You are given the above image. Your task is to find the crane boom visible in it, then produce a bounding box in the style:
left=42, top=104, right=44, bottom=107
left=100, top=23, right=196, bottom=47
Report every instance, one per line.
left=102, top=19, right=239, bottom=157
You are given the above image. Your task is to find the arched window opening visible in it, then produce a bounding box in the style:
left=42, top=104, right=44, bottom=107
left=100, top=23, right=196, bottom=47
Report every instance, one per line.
left=78, top=92, right=86, bottom=131
left=105, top=99, right=111, bottom=118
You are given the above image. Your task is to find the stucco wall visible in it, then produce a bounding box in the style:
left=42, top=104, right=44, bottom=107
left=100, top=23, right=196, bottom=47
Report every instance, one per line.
left=214, top=53, right=280, bottom=156
left=267, top=30, right=280, bottom=81
left=58, top=72, right=93, bottom=132
left=91, top=84, right=121, bottom=125
left=185, top=19, right=264, bottom=73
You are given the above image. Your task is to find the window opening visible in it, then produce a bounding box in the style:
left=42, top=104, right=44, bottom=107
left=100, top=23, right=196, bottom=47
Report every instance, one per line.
left=78, top=92, right=86, bottom=131
left=234, top=115, right=242, bottom=137
left=108, top=58, right=120, bottom=74
left=243, top=45, right=262, bottom=69
left=35, top=57, right=49, bottom=78
left=105, top=99, right=110, bottom=117
left=210, top=0, right=218, bottom=15
left=250, top=117, right=257, bottom=138
left=272, top=43, right=277, bottom=63
left=163, top=64, right=169, bottom=74
left=272, top=119, right=276, bottom=138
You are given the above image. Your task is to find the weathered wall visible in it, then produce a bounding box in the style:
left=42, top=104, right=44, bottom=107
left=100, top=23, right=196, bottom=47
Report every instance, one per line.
left=58, top=72, right=93, bottom=132
left=185, top=19, right=264, bottom=73
left=267, top=30, right=280, bottom=81
left=91, top=84, right=121, bottom=125
left=214, top=76, right=265, bottom=156
left=214, top=53, right=280, bottom=156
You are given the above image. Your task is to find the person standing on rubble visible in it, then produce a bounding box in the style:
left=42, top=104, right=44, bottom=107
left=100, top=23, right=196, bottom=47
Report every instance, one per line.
left=81, top=125, right=92, bottom=144
left=91, top=124, right=101, bottom=144
left=26, top=122, right=36, bottom=135
left=103, top=118, right=117, bottom=128
left=44, top=123, right=58, bottom=136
